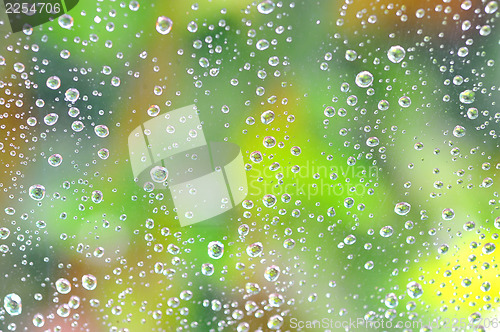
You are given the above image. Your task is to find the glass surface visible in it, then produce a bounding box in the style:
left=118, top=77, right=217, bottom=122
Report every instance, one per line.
left=0, top=0, right=499, bottom=331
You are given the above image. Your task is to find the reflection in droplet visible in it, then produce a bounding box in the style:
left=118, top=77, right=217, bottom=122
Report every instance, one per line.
left=406, top=281, right=423, bottom=299
left=29, top=184, right=46, bottom=201
left=156, top=16, right=173, bottom=35
left=257, top=0, right=275, bottom=15
left=4, top=293, right=22, bottom=316
left=387, top=45, right=406, bottom=63
left=207, top=241, right=224, bottom=259
left=82, top=274, right=97, bottom=290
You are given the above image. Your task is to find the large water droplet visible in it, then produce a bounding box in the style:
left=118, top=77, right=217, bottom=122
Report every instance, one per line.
left=257, top=0, right=275, bottom=14
left=29, top=184, right=46, bottom=201
left=46, top=76, right=61, bottom=90
left=207, top=241, right=224, bottom=259
left=261, top=110, right=275, bottom=124
left=44, top=113, right=59, bottom=125
left=82, top=274, right=97, bottom=290
left=262, top=194, right=277, bottom=207
left=442, top=208, right=455, bottom=220
left=406, top=281, right=423, bottom=299
left=94, top=125, right=109, bottom=138
left=156, top=16, right=173, bottom=35
left=4, top=293, right=22, bottom=316
left=387, top=45, right=406, bottom=63
left=453, top=125, right=466, bottom=137
left=355, top=71, right=374, bottom=88
left=459, top=89, right=475, bottom=104
left=150, top=166, right=168, bottom=183
left=246, top=242, right=263, bottom=257
left=48, top=154, right=63, bottom=167
left=55, top=278, right=72, bottom=294
left=264, top=265, right=280, bottom=281
left=58, top=14, right=74, bottom=29
left=394, top=202, right=411, bottom=215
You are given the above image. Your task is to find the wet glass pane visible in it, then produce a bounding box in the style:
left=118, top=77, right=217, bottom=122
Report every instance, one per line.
left=0, top=0, right=499, bottom=331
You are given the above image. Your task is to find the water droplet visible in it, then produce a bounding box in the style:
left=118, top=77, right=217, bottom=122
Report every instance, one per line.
left=290, top=146, right=301, bottom=156
left=187, top=21, right=198, bottom=33
left=156, top=16, right=173, bottom=35
left=398, top=96, right=411, bottom=107
left=462, top=278, right=472, bottom=287
left=257, top=0, right=275, bottom=14
left=467, top=107, right=478, bottom=119
left=481, top=281, right=491, bottom=292
left=72, top=121, right=85, bottom=132
left=384, top=293, right=398, bottom=308
left=283, top=238, right=295, bottom=249
left=264, top=265, right=280, bottom=281
left=32, top=313, right=45, bottom=327
left=415, top=8, right=425, bottom=18
left=343, top=197, right=354, bottom=208
left=82, top=274, right=97, bottom=290
left=46, top=76, right=61, bottom=90
left=147, top=105, right=160, bottom=117
left=387, top=45, right=406, bottom=63
left=150, top=166, right=168, bottom=183
left=91, top=190, right=103, bottom=203
left=250, top=151, right=263, bottom=163
left=261, top=110, right=275, bottom=124
left=406, top=281, right=423, bottom=299
left=238, top=224, right=249, bottom=237
left=267, top=314, right=283, bottom=330
left=29, top=184, right=46, bottom=201
left=345, top=49, right=357, bottom=61
left=13, top=62, right=25, bottom=73
left=98, top=148, right=110, bottom=159
left=366, top=137, right=379, bottom=147
left=58, top=14, right=74, bottom=29
left=94, top=125, right=109, bottom=138
left=48, top=154, right=63, bottom=167
left=263, top=194, right=277, bottom=207
left=55, top=278, right=72, bottom=294
left=442, top=208, right=455, bottom=220
left=65, top=88, right=80, bottom=102
left=355, top=71, right=373, bottom=88
left=380, top=226, right=394, bottom=238
left=4, top=293, right=22, bottom=316
left=459, top=89, right=475, bottom=104
left=453, top=125, right=466, bottom=137
left=438, top=244, right=449, bottom=254
left=207, top=241, right=224, bottom=259
left=0, top=227, right=10, bottom=241
left=494, top=216, right=500, bottom=229
left=364, top=261, right=374, bottom=270
left=485, top=0, right=498, bottom=13
left=57, top=303, right=71, bottom=317
left=263, top=136, right=276, bottom=148
left=199, top=57, right=209, bottom=68
left=201, top=263, right=214, bottom=276
left=44, top=113, right=59, bottom=125
left=246, top=242, right=263, bottom=257
left=482, top=243, right=495, bottom=254
left=394, top=202, right=411, bottom=215
left=344, top=234, right=356, bottom=245
left=324, top=106, right=335, bottom=117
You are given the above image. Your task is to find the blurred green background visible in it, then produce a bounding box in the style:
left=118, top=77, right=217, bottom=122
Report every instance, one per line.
left=0, top=0, right=499, bottom=331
